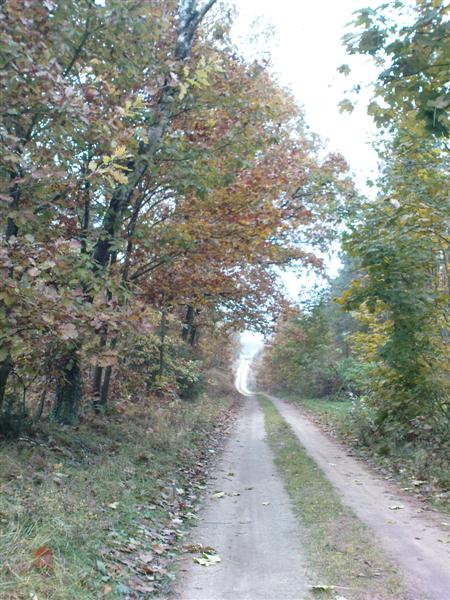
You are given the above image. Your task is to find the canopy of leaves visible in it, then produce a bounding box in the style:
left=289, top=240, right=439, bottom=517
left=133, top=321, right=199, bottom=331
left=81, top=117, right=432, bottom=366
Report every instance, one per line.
left=342, top=0, right=449, bottom=138
left=0, top=0, right=351, bottom=429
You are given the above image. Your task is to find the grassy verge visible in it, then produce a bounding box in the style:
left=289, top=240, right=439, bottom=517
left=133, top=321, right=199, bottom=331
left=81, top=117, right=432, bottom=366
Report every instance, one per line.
left=259, top=394, right=405, bottom=600
left=0, top=373, right=236, bottom=599
left=283, top=395, right=352, bottom=433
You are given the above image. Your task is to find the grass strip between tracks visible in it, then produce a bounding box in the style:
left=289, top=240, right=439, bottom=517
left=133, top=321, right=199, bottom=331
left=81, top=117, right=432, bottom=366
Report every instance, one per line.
left=259, top=393, right=405, bottom=600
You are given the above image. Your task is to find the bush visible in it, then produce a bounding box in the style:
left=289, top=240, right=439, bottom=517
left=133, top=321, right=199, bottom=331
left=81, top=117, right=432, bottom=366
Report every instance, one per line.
left=0, top=394, right=32, bottom=439
left=177, top=361, right=204, bottom=401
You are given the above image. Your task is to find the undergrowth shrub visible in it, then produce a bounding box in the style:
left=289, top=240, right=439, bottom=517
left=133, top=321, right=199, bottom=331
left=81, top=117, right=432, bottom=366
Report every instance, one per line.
left=0, top=393, right=32, bottom=439
left=348, top=396, right=450, bottom=498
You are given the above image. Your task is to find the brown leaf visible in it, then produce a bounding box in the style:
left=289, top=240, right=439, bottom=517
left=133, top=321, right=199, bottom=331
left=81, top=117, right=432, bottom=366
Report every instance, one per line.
left=128, top=578, right=155, bottom=593
left=58, top=322, right=78, bottom=340
left=138, top=552, right=154, bottom=564
left=32, top=544, right=53, bottom=569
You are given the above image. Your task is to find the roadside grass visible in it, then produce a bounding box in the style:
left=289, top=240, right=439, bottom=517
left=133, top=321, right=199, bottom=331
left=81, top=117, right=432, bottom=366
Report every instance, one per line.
left=259, top=394, right=405, bottom=600
left=281, top=393, right=449, bottom=512
left=0, top=373, right=236, bottom=599
left=284, top=395, right=352, bottom=432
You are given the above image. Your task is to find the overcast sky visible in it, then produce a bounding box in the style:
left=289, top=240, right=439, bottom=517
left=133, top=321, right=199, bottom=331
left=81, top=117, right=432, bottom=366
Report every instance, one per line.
left=232, top=0, right=380, bottom=188
left=232, top=0, right=381, bottom=353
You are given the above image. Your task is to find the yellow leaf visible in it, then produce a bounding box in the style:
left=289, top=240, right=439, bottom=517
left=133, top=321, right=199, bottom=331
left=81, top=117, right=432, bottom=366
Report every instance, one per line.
left=110, top=169, right=129, bottom=184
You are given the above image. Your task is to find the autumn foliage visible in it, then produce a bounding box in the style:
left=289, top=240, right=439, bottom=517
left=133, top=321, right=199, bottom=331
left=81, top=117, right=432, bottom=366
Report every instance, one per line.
left=0, top=0, right=351, bottom=431
left=259, top=1, right=449, bottom=481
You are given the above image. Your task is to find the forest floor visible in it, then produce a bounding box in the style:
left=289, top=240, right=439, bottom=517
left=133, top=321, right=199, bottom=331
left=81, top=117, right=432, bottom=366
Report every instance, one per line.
left=174, top=393, right=450, bottom=600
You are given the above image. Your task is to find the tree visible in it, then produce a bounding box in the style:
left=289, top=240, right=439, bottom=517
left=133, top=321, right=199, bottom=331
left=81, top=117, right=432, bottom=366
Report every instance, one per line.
left=341, top=0, right=449, bottom=137
left=337, top=0, right=449, bottom=440
left=0, top=0, right=352, bottom=432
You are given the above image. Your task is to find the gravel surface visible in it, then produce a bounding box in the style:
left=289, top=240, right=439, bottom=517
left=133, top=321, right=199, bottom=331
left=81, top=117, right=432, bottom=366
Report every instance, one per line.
left=174, top=395, right=313, bottom=600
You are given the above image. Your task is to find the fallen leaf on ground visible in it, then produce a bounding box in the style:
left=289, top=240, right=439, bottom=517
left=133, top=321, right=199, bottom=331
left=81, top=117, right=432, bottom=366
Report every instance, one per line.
left=262, top=501, right=270, bottom=506
left=32, top=544, right=53, bottom=569
left=151, top=543, right=166, bottom=554
left=138, top=552, right=154, bottom=563
left=388, top=505, right=404, bottom=510
left=185, top=544, right=216, bottom=554
left=212, top=491, right=225, bottom=499
left=128, top=578, right=155, bottom=593
left=311, top=584, right=335, bottom=592
left=96, top=559, right=107, bottom=574
left=193, top=553, right=221, bottom=566
left=107, top=502, right=119, bottom=510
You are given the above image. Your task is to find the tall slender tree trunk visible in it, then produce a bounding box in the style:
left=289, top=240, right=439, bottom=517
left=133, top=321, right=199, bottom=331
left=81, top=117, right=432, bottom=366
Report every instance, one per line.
left=97, top=336, right=117, bottom=408
left=0, top=357, right=12, bottom=413
left=100, top=364, right=113, bottom=406
left=92, top=326, right=108, bottom=408
left=93, top=366, right=103, bottom=398
left=53, top=355, right=82, bottom=425
left=182, top=305, right=195, bottom=342
left=158, top=296, right=168, bottom=378
left=0, top=180, right=21, bottom=412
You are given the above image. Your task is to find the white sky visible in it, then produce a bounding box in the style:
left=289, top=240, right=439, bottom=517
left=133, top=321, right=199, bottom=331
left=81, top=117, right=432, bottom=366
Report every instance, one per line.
left=232, top=0, right=380, bottom=189
left=232, top=0, right=381, bottom=352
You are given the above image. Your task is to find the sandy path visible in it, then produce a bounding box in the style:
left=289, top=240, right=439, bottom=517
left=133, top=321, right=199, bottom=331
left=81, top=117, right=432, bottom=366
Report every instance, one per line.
left=269, top=394, right=450, bottom=600
left=174, top=395, right=313, bottom=600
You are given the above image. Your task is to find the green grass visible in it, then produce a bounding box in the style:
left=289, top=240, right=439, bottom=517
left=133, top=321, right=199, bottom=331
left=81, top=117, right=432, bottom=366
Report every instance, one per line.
left=0, top=377, right=235, bottom=600
left=259, top=394, right=406, bottom=600
left=282, top=394, right=352, bottom=432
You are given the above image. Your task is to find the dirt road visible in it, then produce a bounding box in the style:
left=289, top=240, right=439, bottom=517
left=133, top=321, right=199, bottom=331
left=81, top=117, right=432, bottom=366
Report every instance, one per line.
left=174, top=396, right=313, bottom=599
left=269, top=394, right=450, bottom=600
left=175, top=392, right=450, bottom=600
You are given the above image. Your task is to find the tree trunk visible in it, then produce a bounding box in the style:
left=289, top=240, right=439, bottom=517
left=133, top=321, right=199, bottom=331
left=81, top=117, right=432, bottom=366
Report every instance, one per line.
left=95, top=336, right=118, bottom=409
left=92, top=326, right=108, bottom=408
left=159, top=298, right=168, bottom=378
left=0, top=182, right=21, bottom=413
left=182, top=305, right=195, bottom=341
left=53, top=355, right=82, bottom=425
left=99, top=365, right=113, bottom=406
left=0, top=357, right=12, bottom=412
left=189, top=324, right=198, bottom=347
left=92, top=366, right=103, bottom=397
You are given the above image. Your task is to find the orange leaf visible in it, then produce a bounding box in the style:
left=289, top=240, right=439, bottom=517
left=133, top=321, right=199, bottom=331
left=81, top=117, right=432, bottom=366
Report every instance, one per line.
left=32, top=544, right=53, bottom=569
